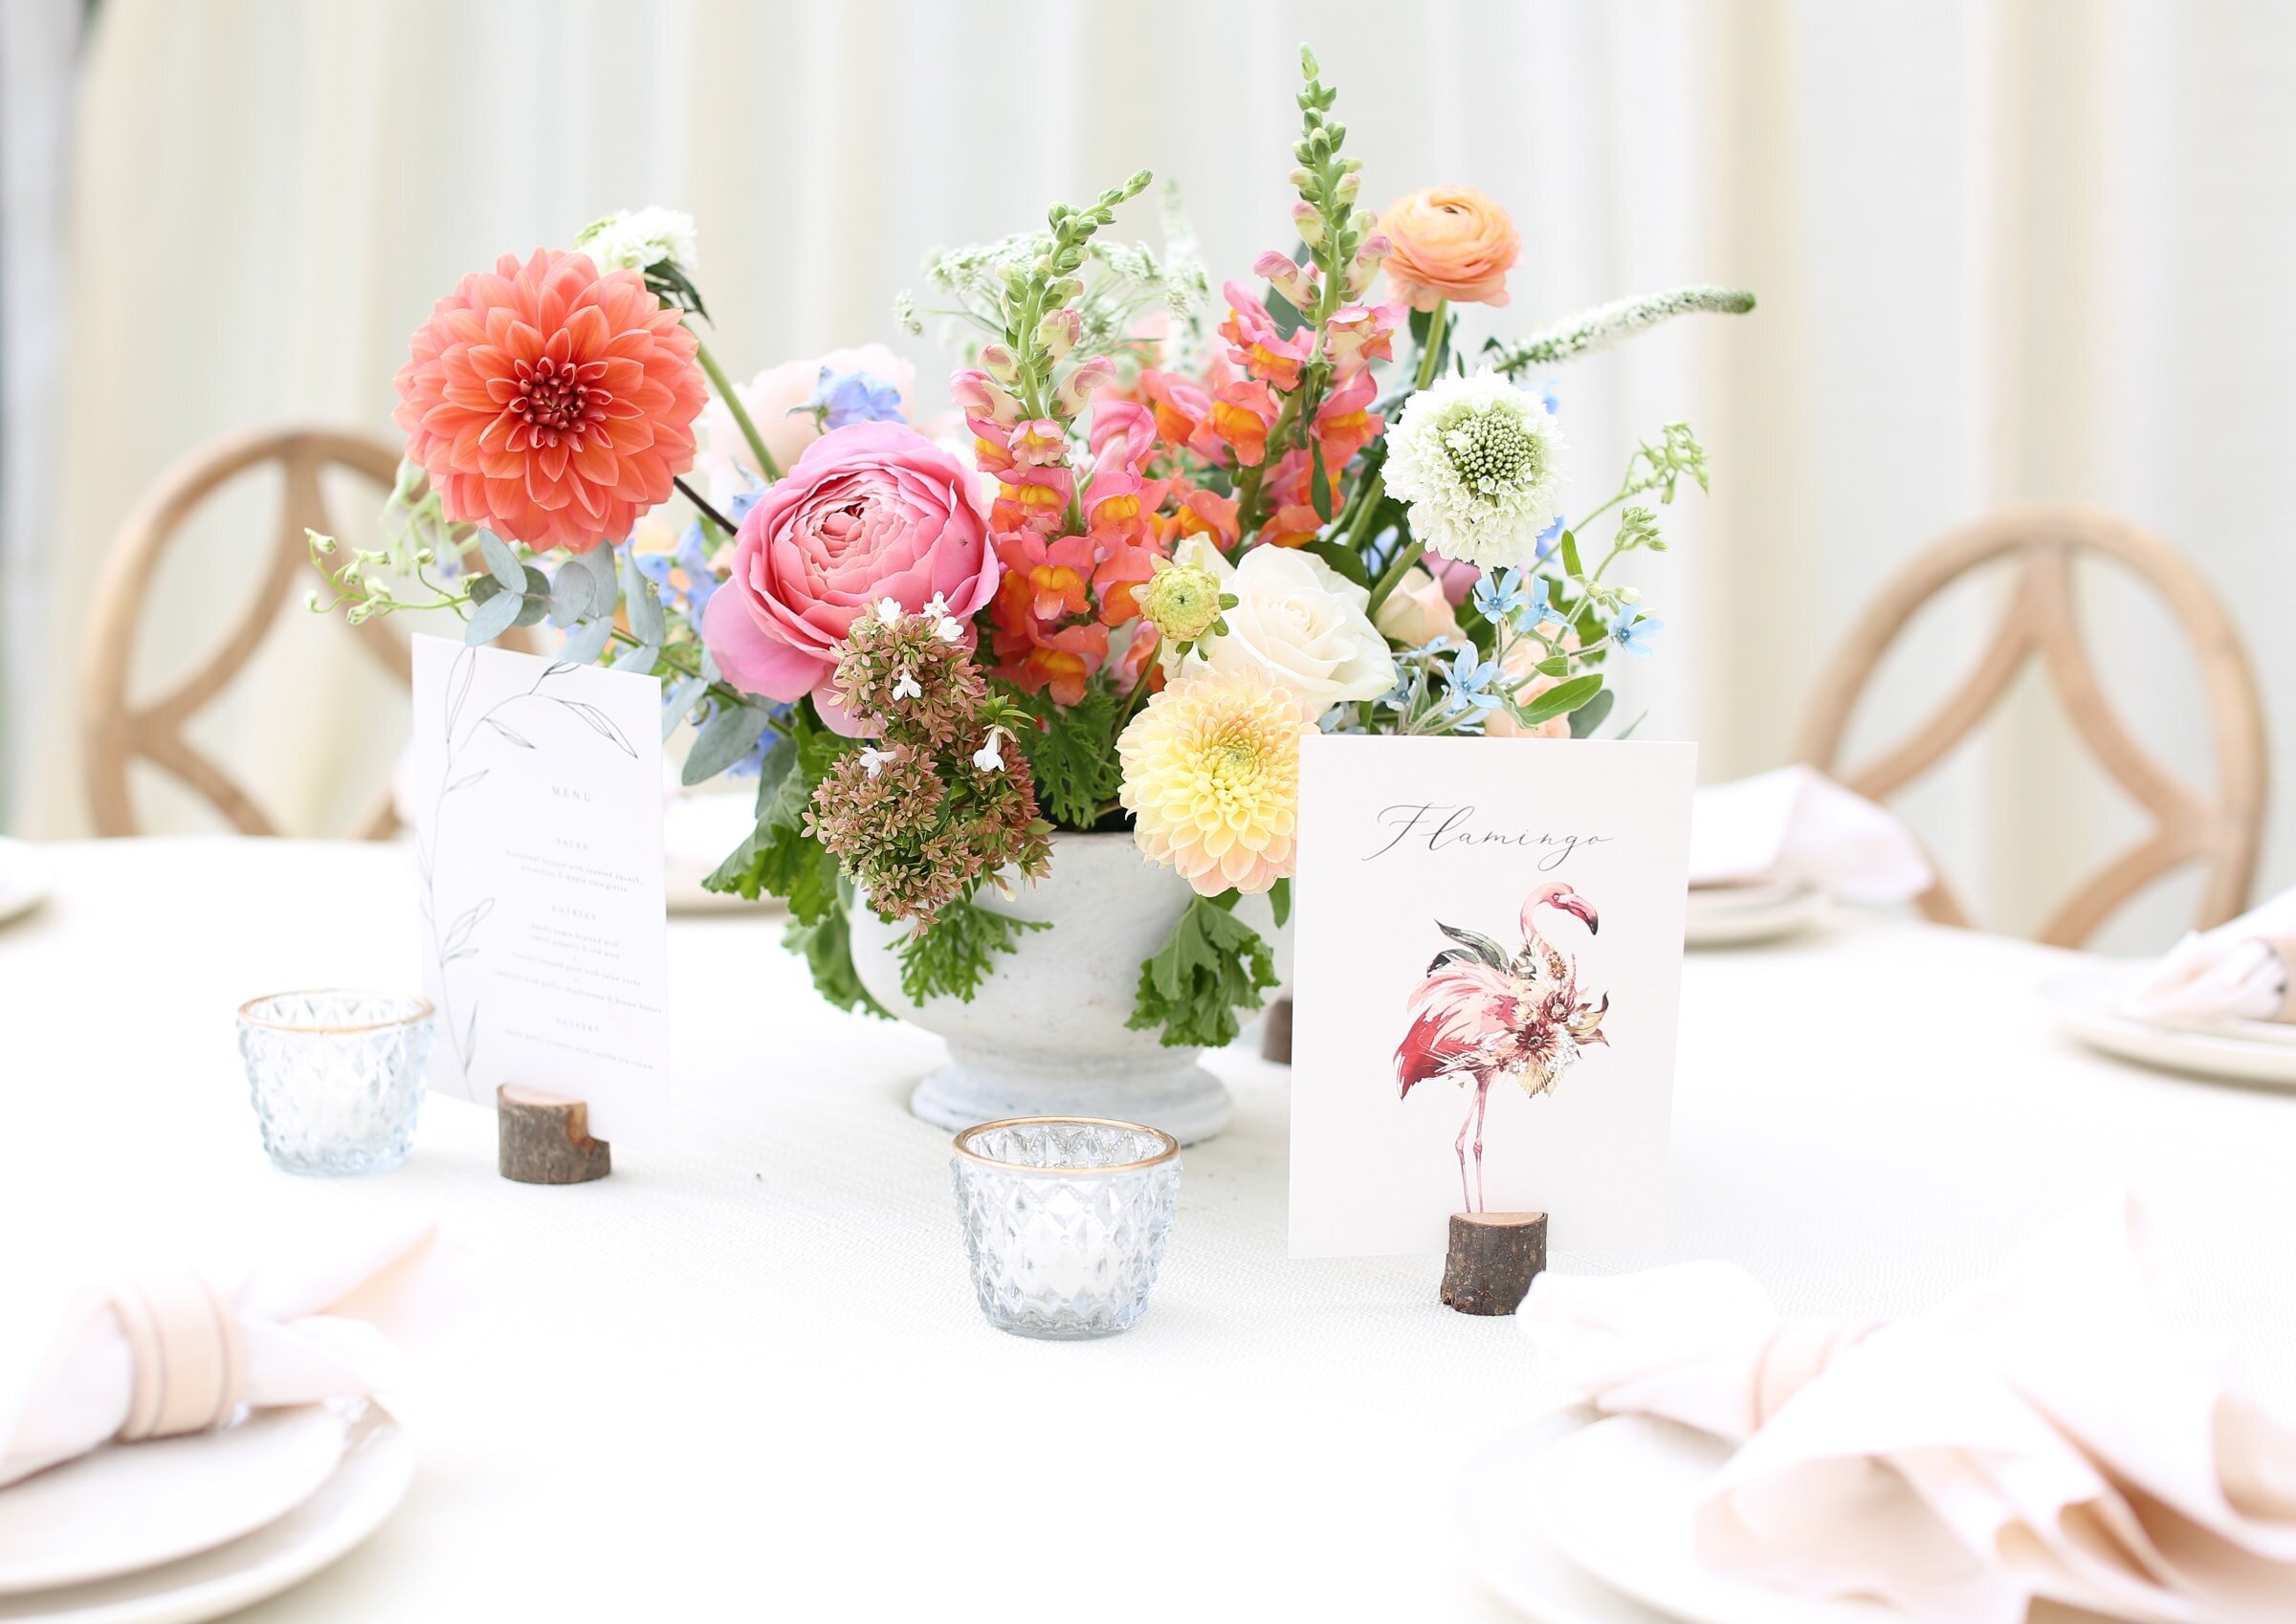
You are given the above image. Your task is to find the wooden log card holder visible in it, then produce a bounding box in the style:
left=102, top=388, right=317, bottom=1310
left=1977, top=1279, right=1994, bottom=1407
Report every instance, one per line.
left=1441, top=1212, right=1547, bottom=1316
left=497, top=1085, right=611, bottom=1184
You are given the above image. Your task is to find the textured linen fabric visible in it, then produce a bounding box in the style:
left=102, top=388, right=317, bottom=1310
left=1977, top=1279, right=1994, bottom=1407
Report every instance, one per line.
left=2, top=840, right=2294, bottom=1621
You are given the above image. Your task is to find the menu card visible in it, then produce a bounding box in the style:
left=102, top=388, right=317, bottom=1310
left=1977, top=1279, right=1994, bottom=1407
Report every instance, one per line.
left=408, top=635, right=671, bottom=1148
left=1288, top=735, right=1695, bottom=1257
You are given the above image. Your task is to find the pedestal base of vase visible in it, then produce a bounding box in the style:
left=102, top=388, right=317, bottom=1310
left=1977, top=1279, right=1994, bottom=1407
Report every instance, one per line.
left=908, top=1051, right=1233, bottom=1147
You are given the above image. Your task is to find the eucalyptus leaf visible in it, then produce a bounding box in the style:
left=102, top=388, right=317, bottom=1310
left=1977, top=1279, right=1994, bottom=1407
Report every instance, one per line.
left=514, top=565, right=554, bottom=627
left=477, top=532, right=524, bottom=594
left=558, top=615, right=614, bottom=667
left=661, top=675, right=706, bottom=740
left=464, top=588, right=521, bottom=645
left=550, top=565, right=595, bottom=629
left=623, top=555, right=667, bottom=645
left=578, top=544, right=618, bottom=618
left=683, top=701, right=771, bottom=784
left=610, top=640, right=661, bottom=674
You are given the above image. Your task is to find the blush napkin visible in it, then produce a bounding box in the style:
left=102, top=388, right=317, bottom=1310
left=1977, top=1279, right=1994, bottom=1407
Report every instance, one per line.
left=2124, top=889, right=2296, bottom=1030
left=0, top=1223, right=435, bottom=1487
left=1689, top=766, right=1932, bottom=904
left=1519, top=1196, right=2296, bottom=1624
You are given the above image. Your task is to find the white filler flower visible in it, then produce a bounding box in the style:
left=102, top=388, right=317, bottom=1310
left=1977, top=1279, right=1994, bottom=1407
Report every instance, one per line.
left=575, top=207, right=699, bottom=274
left=1383, top=371, right=1566, bottom=568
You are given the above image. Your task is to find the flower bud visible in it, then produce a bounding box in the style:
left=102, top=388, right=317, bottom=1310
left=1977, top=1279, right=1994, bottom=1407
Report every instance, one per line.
left=1138, top=559, right=1225, bottom=644
left=978, top=344, right=1020, bottom=386
left=1335, top=170, right=1361, bottom=206
left=1292, top=199, right=1326, bottom=249
left=1036, top=307, right=1081, bottom=362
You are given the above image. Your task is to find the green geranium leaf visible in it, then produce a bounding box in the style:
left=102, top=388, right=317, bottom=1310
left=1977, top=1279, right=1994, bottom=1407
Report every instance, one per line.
left=1128, top=890, right=1276, bottom=1049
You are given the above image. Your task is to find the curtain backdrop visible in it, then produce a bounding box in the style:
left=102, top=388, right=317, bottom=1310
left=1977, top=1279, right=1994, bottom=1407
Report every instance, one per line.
left=16, top=0, right=2296, bottom=952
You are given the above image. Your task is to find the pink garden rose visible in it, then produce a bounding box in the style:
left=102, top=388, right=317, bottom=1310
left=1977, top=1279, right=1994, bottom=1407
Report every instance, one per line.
left=701, top=422, right=997, bottom=712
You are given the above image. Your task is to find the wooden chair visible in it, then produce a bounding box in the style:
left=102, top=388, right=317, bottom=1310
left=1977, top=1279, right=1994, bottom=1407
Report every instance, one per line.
left=1795, top=504, right=2267, bottom=948
left=83, top=427, right=410, bottom=838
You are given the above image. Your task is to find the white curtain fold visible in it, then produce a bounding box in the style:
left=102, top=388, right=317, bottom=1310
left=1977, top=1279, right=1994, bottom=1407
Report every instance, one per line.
left=15, top=0, right=2296, bottom=951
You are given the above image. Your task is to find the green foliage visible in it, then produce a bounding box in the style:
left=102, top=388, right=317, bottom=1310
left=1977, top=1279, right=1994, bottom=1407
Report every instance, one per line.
left=895, top=893, right=1049, bottom=1005
left=701, top=712, right=850, bottom=923
left=1004, top=684, right=1126, bottom=830
left=783, top=905, right=888, bottom=1020
left=1128, top=891, right=1277, bottom=1049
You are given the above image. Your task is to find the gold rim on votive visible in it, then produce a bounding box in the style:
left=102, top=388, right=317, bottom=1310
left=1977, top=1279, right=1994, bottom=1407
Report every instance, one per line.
left=235, top=989, right=436, bottom=1035
left=952, top=1115, right=1181, bottom=1174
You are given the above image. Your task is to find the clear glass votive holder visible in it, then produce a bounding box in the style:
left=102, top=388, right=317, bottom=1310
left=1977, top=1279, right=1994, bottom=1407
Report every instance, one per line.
left=951, top=1116, right=1181, bottom=1341
left=235, top=990, right=434, bottom=1175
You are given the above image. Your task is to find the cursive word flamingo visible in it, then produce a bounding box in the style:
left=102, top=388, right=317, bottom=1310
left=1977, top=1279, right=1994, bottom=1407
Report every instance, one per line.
left=1393, top=882, right=1609, bottom=1212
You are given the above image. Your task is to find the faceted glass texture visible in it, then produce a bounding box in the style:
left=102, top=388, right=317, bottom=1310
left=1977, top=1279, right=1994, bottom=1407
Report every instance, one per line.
left=952, top=1118, right=1181, bottom=1340
left=236, top=991, right=434, bottom=1175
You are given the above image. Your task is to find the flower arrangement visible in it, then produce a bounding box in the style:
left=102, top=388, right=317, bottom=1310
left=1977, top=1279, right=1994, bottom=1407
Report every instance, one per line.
left=318, top=49, right=1752, bottom=1049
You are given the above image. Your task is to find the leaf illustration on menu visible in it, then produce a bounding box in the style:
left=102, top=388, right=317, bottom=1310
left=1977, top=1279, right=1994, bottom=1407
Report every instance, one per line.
left=446, top=647, right=476, bottom=735
left=555, top=699, right=636, bottom=757
left=482, top=716, right=536, bottom=748
left=443, top=897, right=495, bottom=954
left=445, top=769, right=489, bottom=795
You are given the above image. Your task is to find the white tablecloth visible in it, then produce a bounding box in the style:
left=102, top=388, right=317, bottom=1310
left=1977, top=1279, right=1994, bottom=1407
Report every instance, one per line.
left=4, top=840, right=2294, bottom=1622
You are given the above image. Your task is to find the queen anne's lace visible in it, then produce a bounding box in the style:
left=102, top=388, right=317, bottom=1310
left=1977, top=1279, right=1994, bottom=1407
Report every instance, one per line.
left=1383, top=371, right=1567, bottom=568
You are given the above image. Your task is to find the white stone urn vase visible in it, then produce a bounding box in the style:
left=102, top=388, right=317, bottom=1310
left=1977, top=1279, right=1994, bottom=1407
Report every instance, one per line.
left=848, top=831, right=1284, bottom=1145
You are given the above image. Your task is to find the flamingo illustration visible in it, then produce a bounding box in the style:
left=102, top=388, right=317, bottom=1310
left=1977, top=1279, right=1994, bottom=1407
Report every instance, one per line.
left=1393, top=882, right=1609, bottom=1212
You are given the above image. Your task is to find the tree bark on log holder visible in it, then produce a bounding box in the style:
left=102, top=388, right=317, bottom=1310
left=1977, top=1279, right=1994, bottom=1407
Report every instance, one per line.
left=497, top=1085, right=611, bottom=1184
left=1262, top=996, right=1293, bottom=1064
left=1441, top=1211, right=1547, bottom=1315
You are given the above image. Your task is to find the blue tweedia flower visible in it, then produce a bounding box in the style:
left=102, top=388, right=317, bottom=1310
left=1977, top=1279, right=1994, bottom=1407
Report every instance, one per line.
left=1609, top=604, right=1663, bottom=656
left=1533, top=516, right=1564, bottom=565
left=794, top=366, right=908, bottom=434
left=1472, top=567, right=1530, bottom=622
left=1443, top=649, right=1509, bottom=716
left=1471, top=567, right=1556, bottom=628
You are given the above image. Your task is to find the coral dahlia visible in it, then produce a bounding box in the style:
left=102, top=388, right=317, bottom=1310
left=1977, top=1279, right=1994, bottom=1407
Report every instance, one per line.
left=393, top=249, right=708, bottom=553
left=1118, top=668, right=1314, bottom=897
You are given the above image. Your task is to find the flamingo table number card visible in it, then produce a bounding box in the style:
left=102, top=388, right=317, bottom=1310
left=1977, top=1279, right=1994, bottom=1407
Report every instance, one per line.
left=1288, top=734, right=1695, bottom=1258
left=408, top=634, right=673, bottom=1156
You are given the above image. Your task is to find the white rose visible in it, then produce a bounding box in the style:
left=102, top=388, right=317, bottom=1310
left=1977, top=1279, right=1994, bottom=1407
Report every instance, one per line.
left=1175, top=538, right=1396, bottom=719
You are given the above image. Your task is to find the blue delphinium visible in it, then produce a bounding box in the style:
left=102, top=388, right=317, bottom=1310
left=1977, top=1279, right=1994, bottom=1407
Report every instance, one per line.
left=1609, top=603, right=1663, bottom=656
left=794, top=366, right=907, bottom=435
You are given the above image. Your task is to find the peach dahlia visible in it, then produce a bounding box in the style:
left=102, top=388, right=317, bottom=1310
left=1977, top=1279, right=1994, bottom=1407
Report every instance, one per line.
left=392, top=248, right=708, bottom=553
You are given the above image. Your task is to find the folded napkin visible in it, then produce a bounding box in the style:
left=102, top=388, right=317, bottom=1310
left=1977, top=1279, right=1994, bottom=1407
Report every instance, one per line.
left=2124, top=889, right=2296, bottom=1029
left=0, top=1223, right=434, bottom=1487
left=1521, top=1196, right=2296, bottom=1624
left=1689, top=765, right=1932, bottom=904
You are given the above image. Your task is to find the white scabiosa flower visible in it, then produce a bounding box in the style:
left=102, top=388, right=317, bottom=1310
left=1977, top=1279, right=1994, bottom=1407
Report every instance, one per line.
left=574, top=207, right=699, bottom=274
left=1383, top=371, right=1567, bottom=568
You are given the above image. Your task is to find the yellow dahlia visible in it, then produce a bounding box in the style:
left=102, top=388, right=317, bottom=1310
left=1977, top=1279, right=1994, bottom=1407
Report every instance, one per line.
left=1117, top=668, right=1313, bottom=896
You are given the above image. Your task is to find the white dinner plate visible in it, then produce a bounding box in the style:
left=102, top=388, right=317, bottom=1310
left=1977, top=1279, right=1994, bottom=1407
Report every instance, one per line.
left=1455, top=1408, right=1678, bottom=1624
left=0, top=840, right=53, bottom=927
left=0, top=1407, right=348, bottom=1595
left=1526, top=1413, right=1903, bottom=1624
left=0, top=1403, right=412, bottom=1624
left=2041, top=965, right=2296, bottom=1088
left=1685, top=883, right=1827, bottom=949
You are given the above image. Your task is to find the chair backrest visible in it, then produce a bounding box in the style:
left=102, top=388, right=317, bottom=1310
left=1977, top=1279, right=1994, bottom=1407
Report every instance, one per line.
left=1794, top=504, right=2267, bottom=948
left=83, top=427, right=409, bottom=838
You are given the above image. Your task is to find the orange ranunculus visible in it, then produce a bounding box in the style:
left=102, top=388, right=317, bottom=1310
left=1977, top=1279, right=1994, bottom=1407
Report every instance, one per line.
left=1377, top=187, right=1521, bottom=312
